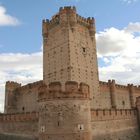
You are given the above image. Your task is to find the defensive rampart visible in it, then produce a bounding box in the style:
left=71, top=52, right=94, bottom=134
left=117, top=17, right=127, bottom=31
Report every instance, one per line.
left=5, top=81, right=43, bottom=114
left=0, top=112, right=38, bottom=138
left=99, top=80, right=140, bottom=109
left=91, top=109, right=140, bottom=140
left=5, top=79, right=140, bottom=114
left=38, top=81, right=90, bottom=101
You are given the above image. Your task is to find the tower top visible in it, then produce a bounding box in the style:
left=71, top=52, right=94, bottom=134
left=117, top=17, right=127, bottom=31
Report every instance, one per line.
left=42, top=6, right=95, bottom=33
left=59, top=6, right=76, bottom=12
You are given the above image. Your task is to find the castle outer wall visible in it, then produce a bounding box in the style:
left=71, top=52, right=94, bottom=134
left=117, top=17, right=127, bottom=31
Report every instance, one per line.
left=4, top=81, right=43, bottom=114
left=4, top=80, right=140, bottom=114
left=0, top=112, right=38, bottom=140
left=0, top=105, right=140, bottom=140
left=99, top=80, right=140, bottom=109
left=91, top=109, right=140, bottom=140
left=2, top=80, right=140, bottom=140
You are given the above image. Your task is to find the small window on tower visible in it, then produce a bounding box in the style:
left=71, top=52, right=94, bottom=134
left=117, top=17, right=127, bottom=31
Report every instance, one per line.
left=78, top=124, right=84, bottom=131
left=83, top=47, right=86, bottom=52
left=82, top=47, right=87, bottom=55
left=122, top=101, right=125, bottom=106
left=58, top=121, right=60, bottom=126
left=22, top=107, right=25, bottom=111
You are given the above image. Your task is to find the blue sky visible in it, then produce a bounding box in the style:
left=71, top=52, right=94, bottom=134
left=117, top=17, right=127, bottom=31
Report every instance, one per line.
left=0, top=0, right=140, bottom=111
left=0, top=0, right=140, bottom=53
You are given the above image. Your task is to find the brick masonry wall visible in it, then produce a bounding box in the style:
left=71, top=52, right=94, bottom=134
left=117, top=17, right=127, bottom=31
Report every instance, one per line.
left=5, top=81, right=43, bottom=114
left=99, top=80, right=140, bottom=109
left=5, top=79, right=140, bottom=115
left=91, top=109, right=140, bottom=140
left=0, top=108, right=140, bottom=140
left=15, top=81, right=43, bottom=113
left=0, top=112, right=38, bottom=137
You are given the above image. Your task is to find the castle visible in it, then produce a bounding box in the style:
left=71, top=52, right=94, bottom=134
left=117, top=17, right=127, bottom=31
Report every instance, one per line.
left=0, top=6, right=140, bottom=140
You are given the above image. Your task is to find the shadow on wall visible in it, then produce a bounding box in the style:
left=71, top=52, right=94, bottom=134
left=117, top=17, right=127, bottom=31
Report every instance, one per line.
left=0, top=133, right=38, bottom=140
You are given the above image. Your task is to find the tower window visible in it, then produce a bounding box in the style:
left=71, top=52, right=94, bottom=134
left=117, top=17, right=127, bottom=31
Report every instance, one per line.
left=78, top=124, right=84, bottom=131
left=122, top=101, right=125, bottom=107
left=83, top=47, right=86, bottom=52
left=82, top=47, right=87, bottom=55
left=58, top=121, right=60, bottom=126
left=22, top=107, right=25, bottom=111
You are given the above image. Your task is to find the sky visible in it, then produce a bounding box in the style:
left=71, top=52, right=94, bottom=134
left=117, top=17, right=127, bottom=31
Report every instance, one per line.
left=0, top=0, right=140, bottom=112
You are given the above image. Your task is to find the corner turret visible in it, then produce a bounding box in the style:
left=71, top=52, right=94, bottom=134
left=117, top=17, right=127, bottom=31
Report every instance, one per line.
left=38, top=81, right=92, bottom=140
left=4, top=81, right=21, bottom=113
left=108, top=79, right=116, bottom=109
left=128, top=84, right=135, bottom=108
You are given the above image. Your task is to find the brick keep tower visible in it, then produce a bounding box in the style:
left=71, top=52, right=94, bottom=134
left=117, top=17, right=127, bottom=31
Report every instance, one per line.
left=42, top=6, right=100, bottom=108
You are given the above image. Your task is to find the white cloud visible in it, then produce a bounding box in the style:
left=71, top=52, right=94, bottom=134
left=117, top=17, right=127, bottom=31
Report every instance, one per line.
left=96, top=28, right=131, bottom=56
left=0, top=5, right=20, bottom=26
left=124, top=22, right=140, bottom=33
left=97, top=22, right=140, bottom=85
left=0, top=52, right=43, bottom=112
left=122, top=0, right=138, bottom=4
left=97, top=26, right=140, bottom=57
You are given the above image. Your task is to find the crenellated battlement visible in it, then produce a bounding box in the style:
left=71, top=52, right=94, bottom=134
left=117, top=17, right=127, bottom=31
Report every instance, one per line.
left=100, top=80, right=140, bottom=91
left=109, top=79, right=128, bottom=89
left=0, top=112, right=38, bottom=122
left=18, top=80, right=43, bottom=91
left=6, top=81, right=21, bottom=89
left=99, top=81, right=109, bottom=86
left=91, top=109, right=137, bottom=121
left=59, top=6, right=76, bottom=12
left=127, top=84, right=140, bottom=91
left=115, top=84, right=127, bottom=89
left=76, top=15, right=95, bottom=27
left=100, top=79, right=115, bottom=86
left=38, top=81, right=90, bottom=101
left=134, top=85, right=140, bottom=90
left=42, top=6, right=95, bottom=35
